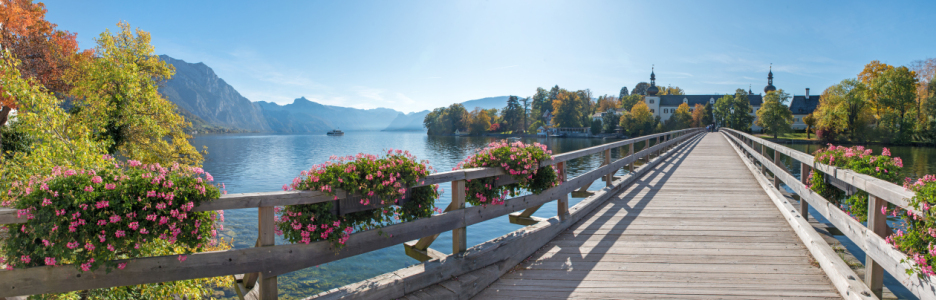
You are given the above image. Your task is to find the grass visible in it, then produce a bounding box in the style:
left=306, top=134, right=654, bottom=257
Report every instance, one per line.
left=754, top=132, right=818, bottom=141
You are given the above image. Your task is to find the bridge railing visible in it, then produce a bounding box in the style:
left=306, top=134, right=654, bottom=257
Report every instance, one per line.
left=721, top=128, right=934, bottom=300
left=0, top=128, right=703, bottom=299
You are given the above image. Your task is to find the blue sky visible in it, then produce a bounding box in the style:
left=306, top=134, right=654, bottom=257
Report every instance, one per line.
left=43, top=0, right=936, bottom=113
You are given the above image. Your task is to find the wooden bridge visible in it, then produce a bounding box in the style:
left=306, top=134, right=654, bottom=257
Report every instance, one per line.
left=1, top=129, right=934, bottom=300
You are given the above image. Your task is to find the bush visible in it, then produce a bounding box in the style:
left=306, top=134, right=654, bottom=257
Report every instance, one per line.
left=456, top=140, right=559, bottom=206
left=809, top=145, right=902, bottom=221
left=815, top=128, right=837, bottom=142
left=278, top=150, right=439, bottom=249
left=892, top=175, right=936, bottom=277
left=0, top=158, right=228, bottom=299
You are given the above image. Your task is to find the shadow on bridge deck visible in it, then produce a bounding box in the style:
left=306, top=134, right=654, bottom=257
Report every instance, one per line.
left=469, top=133, right=839, bottom=299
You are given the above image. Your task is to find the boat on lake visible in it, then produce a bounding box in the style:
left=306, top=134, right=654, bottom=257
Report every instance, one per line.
left=326, top=129, right=344, bottom=136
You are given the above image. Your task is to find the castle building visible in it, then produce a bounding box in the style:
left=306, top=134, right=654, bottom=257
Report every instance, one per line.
left=642, top=66, right=794, bottom=132
left=789, top=88, right=820, bottom=130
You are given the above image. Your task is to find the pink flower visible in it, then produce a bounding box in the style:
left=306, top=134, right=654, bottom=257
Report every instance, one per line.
left=118, top=262, right=126, bottom=270
left=41, top=198, right=52, bottom=206
left=44, top=257, right=56, bottom=266
left=84, top=186, right=94, bottom=192
left=91, top=176, right=103, bottom=184
left=178, top=255, right=187, bottom=262
left=882, top=148, right=891, bottom=157
left=104, top=183, right=116, bottom=190
left=21, top=255, right=31, bottom=264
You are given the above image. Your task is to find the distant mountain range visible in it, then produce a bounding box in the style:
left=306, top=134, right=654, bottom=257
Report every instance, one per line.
left=158, top=55, right=513, bottom=133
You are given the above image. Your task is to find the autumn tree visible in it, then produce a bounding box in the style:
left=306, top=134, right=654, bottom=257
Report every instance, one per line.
left=659, top=85, right=685, bottom=96
left=668, top=103, right=691, bottom=130
left=597, top=95, right=619, bottom=112
left=0, top=0, right=91, bottom=150
left=621, top=101, right=654, bottom=136
left=756, top=90, right=794, bottom=138
left=910, top=58, right=936, bottom=122
left=551, top=89, right=584, bottom=127
left=803, top=113, right=817, bottom=139
left=691, top=103, right=705, bottom=127
left=67, top=22, right=201, bottom=165
left=468, top=107, right=491, bottom=135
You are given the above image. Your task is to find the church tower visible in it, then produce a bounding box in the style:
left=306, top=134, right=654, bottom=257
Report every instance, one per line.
left=645, top=66, right=660, bottom=116
left=764, top=64, right=777, bottom=94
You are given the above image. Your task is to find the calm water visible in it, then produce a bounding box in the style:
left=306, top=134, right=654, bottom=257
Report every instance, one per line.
left=192, top=131, right=645, bottom=299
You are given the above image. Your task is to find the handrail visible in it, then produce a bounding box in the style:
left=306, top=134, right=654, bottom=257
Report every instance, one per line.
left=720, top=128, right=917, bottom=214
left=0, top=128, right=703, bottom=298
left=720, top=128, right=935, bottom=300
left=0, top=129, right=698, bottom=225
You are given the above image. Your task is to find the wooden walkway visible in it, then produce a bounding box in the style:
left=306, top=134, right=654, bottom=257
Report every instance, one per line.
left=472, top=134, right=840, bottom=299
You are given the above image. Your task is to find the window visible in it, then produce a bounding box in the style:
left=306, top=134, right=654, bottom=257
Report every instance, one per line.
left=649, top=99, right=654, bottom=104
left=650, top=109, right=655, bottom=113
left=664, top=109, right=668, bottom=113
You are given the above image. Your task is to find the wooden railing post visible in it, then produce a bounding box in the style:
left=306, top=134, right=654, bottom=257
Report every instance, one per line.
left=799, top=163, right=811, bottom=220
left=629, top=143, right=635, bottom=173
left=866, top=195, right=886, bottom=298
left=604, top=149, right=612, bottom=188
left=452, top=180, right=467, bottom=255
left=773, top=149, right=782, bottom=190
left=258, top=206, right=277, bottom=300
left=557, top=161, right=569, bottom=221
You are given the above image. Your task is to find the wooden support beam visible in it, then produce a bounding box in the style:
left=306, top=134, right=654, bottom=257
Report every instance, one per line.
left=508, top=204, right=543, bottom=225
left=866, top=195, right=886, bottom=299
left=257, top=206, right=277, bottom=300
left=402, top=241, right=447, bottom=262
left=557, top=162, right=569, bottom=222
left=452, top=180, right=467, bottom=255
left=800, top=163, right=811, bottom=220
left=604, top=149, right=612, bottom=188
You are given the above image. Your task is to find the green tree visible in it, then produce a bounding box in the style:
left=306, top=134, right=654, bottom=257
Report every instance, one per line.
left=501, top=95, right=523, bottom=132
left=590, top=118, right=602, bottom=135
left=602, top=111, right=620, bottom=133
left=620, top=94, right=643, bottom=111
left=714, top=95, right=733, bottom=127
left=731, top=89, right=755, bottom=131
left=520, top=96, right=530, bottom=134
left=443, top=103, right=469, bottom=133
left=531, top=87, right=549, bottom=123
left=870, top=66, right=918, bottom=142
left=619, top=86, right=629, bottom=98
left=702, top=102, right=714, bottom=126
left=756, top=90, right=794, bottom=138
left=632, top=82, right=649, bottom=95
left=423, top=107, right=445, bottom=135
left=814, top=79, right=872, bottom=141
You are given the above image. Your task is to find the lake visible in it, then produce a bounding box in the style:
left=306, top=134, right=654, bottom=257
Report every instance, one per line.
left=192, top=131, right=641, bottom=299
left=195, top=132, right=936, bottom=299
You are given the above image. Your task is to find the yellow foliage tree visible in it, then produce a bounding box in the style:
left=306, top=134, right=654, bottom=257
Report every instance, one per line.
left=67, top=22, right=202, bottom=166
left=690, top=103, right=705, bottom=127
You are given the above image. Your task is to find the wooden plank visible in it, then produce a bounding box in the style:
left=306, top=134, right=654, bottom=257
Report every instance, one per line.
left=721, top=133, right=874, bottom=300
left=257, top=206, right=277, bottom=300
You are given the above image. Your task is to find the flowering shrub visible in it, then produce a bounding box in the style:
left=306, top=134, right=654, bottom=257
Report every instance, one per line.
left=456, top=140, right=559, bottom=206
left=277, top=150, right=439, bottom=249
left=890, top=175, right=936, bottom=277
left=808, top=145, right=902, bottom=221
left=0, top=158, right=229, bottom=298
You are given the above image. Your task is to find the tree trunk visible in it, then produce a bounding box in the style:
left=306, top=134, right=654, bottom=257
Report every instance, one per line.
left=0, top=106, right=11, bottom=154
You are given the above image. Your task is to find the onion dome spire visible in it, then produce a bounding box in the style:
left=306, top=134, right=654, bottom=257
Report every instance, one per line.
left=763, top=64, right=777, bottom=93
left=647, top=65, right=659, bottom=96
